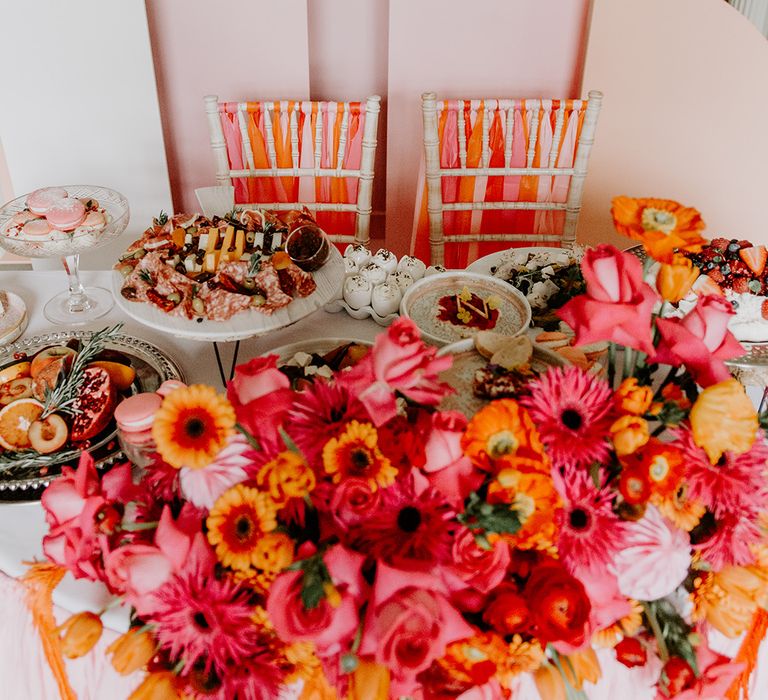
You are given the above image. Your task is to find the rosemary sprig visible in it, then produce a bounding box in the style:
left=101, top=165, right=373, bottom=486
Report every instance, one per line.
left=153, top=210, right=169, bottom=227
left=42, top=324, right=124, bottom=418
left=0, top=449, right=70, bottom=475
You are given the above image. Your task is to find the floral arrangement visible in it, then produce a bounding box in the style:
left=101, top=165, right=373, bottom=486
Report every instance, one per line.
left=35, top=196, right=768, bottom=700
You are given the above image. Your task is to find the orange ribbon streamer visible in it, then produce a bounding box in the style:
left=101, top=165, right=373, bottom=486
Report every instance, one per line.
left=726, top=607, right=768, bottom=700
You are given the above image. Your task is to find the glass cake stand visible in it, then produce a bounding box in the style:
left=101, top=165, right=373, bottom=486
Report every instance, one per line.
left=0, top=185, right=129, bottom=324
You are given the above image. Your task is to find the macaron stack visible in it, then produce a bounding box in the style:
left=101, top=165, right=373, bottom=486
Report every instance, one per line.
left=114, top=379, right=186, bottom=466
left=0, top=290, right=28, bottom=345
left=3, top=187, right=107, bottom=243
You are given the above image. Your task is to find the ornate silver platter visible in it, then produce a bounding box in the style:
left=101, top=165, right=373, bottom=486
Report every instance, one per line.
left=0, top=330, right=184, bottom=501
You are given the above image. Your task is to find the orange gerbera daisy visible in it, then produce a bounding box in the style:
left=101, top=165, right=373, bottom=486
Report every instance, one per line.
left=206, top=484, right=278, bottom=572
left=592, top=599, right=643, bottom=648
left=610, top=196, right=706, bottom=263
left=462, top=399, right=546, bottom=473
left=652, top=483, right=706, bottom=532
left=322, top=421, right=397, bottom=491
left=152, top=385, right=235, bottom=469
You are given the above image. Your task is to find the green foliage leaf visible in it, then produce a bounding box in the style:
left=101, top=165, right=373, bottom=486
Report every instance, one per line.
left=458, top=491, right=522, bottom=538
left=644, top=599, right=700, bottom=676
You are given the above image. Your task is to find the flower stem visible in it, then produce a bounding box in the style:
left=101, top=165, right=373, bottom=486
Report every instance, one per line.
left=643, top=601, right=669, bottom=662
left=235, top=423, right=261, bottom=451
left=120, top=521, right=159, bottom=532
left=607, top=343, right=617, bottom=388
left=622, top=346, right=635, bottom=379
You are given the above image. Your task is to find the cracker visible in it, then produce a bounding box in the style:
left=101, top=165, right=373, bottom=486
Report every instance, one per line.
left=490, top=336, right=533, bottom=370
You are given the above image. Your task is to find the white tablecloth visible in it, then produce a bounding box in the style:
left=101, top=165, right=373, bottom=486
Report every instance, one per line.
left=0, top=268, right=766, bottom=699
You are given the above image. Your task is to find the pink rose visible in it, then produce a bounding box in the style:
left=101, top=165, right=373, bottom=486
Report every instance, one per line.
left=227, top=354, right=294, bottom=441
left=340, top=318, right=453, bottom=425
left=267, top=545, right=366, bottom=654
left=654, top=294, right=744, bottom=386
left=449, top=526, right=510, bottom=595
left=359, top=563, right=473, bottom=697
left=421, top=411, right=482, bottom=507
left=330, top=478, right=381, bottom=531
left=41, top=454, right=136, bottom=582
left=105, top=505, right=214, bottom=614
left=558, top=245, right=658, bottom=354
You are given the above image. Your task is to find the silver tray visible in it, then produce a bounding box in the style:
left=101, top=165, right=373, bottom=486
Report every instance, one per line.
left=0, top=330, right=184, bottom=501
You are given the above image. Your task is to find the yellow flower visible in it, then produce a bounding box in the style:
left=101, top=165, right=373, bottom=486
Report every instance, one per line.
left=58, top=611, right=103, bottom=659
left=106, top=628, right=156, bottom=675
left=615, top=378, right=654, bottom=415
left=610, top=415, right=649, bottom=456
left=593, top=600, right=643, bottom=647
left=128, top=671, right=182, bottom=700
left=690, top=379, right=757, bottom=463
left=692, top=565, right=768, bottom=638
left=322, top=421, right=397, bottom=491
left=206, top=484, right=278, bottom=572
left=656, top=254, right=700, bottom=303
left=610, top=196, right=706, bottom=263
left=349, top=659, right=390, bottom=700
left=652, top=484, right=706, bottom=532
left=152, top=384, right=235, bottom=469
left=257, top=451, right=316, bottom=505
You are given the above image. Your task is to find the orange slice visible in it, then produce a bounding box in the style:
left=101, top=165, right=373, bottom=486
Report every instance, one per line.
left=0, top=398, right=45, bottom=451
left=0, top=360, right=31, bottom=385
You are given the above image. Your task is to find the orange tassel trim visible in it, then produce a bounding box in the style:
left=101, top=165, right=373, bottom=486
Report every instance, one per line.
left=22, top=562, right=76, bottom=700
left=726, top=607, right=768, bottom=700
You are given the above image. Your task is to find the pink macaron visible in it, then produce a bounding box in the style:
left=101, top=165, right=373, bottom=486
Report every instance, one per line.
left=10, top=211, right=40, bottom=227
left=21, top=219, right=52, bottom=238
left=80, top=210, right=106, bottom=230
left=120, top=427, right=155, bottom=447
left=26, top=187, right=68, bottom=215
left=114, top=392, right=162, bottom=433
left=156, top=380, right=187, bottom=398
left=45, top=197, right=86, bottom=231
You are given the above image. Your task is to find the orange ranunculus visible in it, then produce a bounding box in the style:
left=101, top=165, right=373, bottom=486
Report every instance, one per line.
left=656, top=254, right=700, bottom=303
left=483, top=583, right=531, bottom=635
left=128, top=671, right=183, bottom=700
left=621, top=438, right=685, bottom=499
left=610, top=196, right=706, bottom=263
left=462, top=399, right=545, bottom=472
left=610, top=415, right=649, bottom=456
left=690, top=379, right=757, bottom=463
left=106, top=628, right=155, bottom=675
left=661, top=382, right=691, bottom=409
left=58, top=611, right=103, bottom=659
left=614, top=378, right=653, bottom=415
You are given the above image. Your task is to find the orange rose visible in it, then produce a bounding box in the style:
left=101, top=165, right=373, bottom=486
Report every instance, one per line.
left=614, top=378, right=653, bottom=415
left=610, top=415, right=649, bottom=456
left=58, top=611, right=103, bottom=659
left=656, top=254, right=700, bottom=303
left=107, top=628, right=155, bottom=675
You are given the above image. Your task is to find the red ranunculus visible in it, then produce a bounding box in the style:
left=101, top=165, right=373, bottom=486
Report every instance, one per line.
left=614, top=636, right=648, bottom=668
left=653, top=294, right=744, bottom=387
left=525, top=562, right=591, bottom=647
left=482, top=583, right=530, bottom=635
left=557, top=244, right=658, bottom=354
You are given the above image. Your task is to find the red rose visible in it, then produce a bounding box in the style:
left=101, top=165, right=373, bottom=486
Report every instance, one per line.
left=653, top=294, right=744, bottom=387
left=482, top=583, right=530, bottom=635
left=558, top=245, right=658, bottom=355
left=525, top=562, right=591, bottom=647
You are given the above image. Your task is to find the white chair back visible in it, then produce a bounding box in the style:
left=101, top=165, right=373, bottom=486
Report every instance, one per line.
left=204, top=96, right=381, bottom=245
left=421, top=91, right=602, bottom=266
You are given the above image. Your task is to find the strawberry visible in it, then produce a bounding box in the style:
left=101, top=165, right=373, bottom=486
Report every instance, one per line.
left=731, top=277, right=750, bottom=294
left=710, top=237, right=730, bottom=252
left=729, top=260, right=751, bottom=277
left=707, top=269, right=724, bottom=283
left=739, top=245, right=767, bottom=276
left=739, top=239, right=752, bottom=249
left=762, top=300, right=768, bottom=320
left=693, top=275, right=724, bottom=296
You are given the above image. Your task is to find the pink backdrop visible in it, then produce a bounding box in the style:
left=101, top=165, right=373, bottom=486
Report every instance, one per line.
left=580, top=0, right=768, bottom=248
left=386, top=0, right=592, bottom=254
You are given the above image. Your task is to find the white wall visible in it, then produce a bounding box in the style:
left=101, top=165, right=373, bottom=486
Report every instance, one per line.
left=0, top=0, right=171, bottom=268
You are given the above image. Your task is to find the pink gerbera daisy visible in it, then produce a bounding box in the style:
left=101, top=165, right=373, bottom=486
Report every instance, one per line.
left=520, top=366, right=614, bottom=469
left=148, top=571, right=263, bottom=677
left=285, top=381, right=369, bottom=470
left=182, top=650, right=284, bottom=700
left=350, top=475, right=455, bottom=566
left=555, top=466, right=627, bottom=573
left=674, top=427, right=768, bottom=515
left=692, top=507, right=762, bottom=569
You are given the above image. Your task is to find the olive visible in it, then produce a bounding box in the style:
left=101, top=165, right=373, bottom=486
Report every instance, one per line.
left=133, top=248, right=146, bottom=259
left=242, top=277, right=256, bottom=290
left=119, top=265, right=134, bottom=277
left=167, top=292, right=181, bottom=304
left=251, top=294, right=266, bottom=307
left=728, top=243, right=740, bottom=253
left=192, top=297, right=205, bottom=315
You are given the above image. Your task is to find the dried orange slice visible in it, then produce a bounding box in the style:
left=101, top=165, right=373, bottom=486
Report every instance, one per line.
left=0, top=398, right=45, bottom=451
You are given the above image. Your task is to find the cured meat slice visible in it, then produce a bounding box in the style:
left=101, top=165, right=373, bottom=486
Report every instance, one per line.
left=198, top=286, right=252, bottom=321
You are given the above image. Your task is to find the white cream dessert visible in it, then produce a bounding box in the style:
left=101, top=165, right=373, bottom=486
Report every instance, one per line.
left=387, top=270, right=414, bottom=293
left=371, top=248, right=398, bottom=274
left=371, top=281, right=402, bottom=316
left=359, top=262, right=388, bottom=287
left=397, top=255, right=427, bottom=280
left=343, top=274, right=374, bottom=309
left=343, top=244, right=372, bottom=267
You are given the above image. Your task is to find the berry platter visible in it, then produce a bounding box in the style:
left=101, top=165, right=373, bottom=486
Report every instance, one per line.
left=0, top=330, right=184, bottom=501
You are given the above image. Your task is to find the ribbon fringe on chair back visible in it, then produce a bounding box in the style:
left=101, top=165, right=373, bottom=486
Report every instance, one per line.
left=205, top=96, right=381, bottom=246
left=413, top=92, right=602, bottom=267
